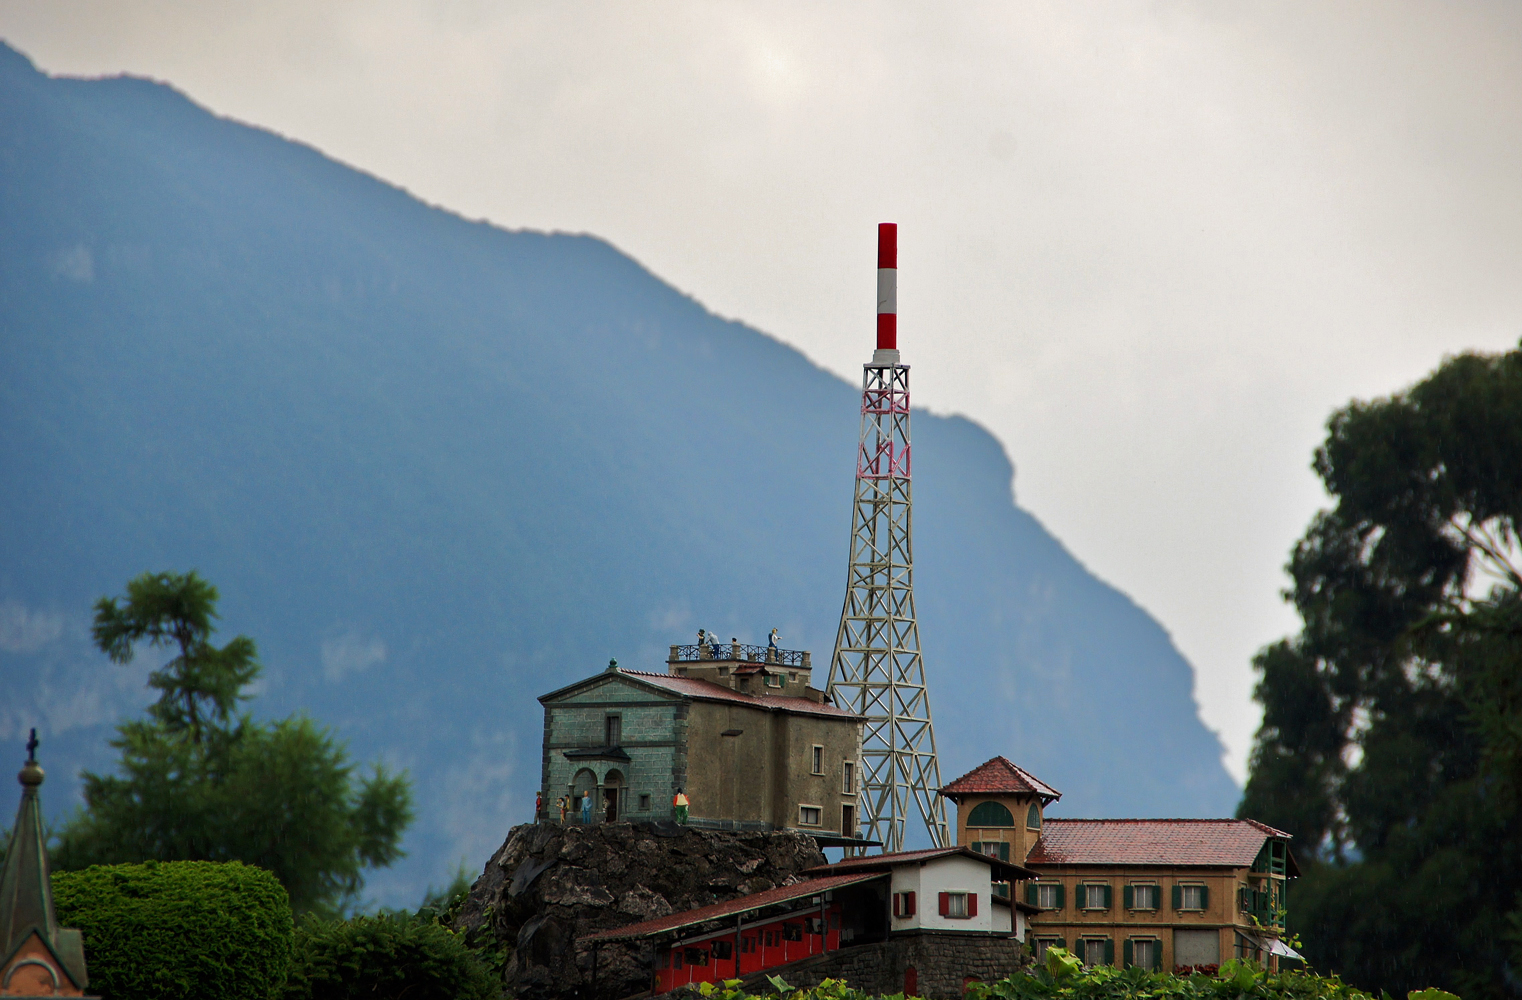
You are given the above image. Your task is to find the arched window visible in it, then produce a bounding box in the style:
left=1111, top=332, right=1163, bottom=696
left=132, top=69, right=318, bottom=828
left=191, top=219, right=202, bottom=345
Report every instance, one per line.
left=966, top=801, right=1014, bottom=827
left=1027, top=803, right=1042, bottom=829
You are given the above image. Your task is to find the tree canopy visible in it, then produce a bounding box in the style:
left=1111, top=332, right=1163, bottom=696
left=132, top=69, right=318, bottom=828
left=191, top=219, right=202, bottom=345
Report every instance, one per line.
left=1238, top=344, right=1522, bottom=998
left=56, top=570, right=415, bottom=914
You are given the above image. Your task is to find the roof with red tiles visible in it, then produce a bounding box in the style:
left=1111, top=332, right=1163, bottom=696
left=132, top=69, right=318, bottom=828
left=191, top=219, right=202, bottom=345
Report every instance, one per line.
left=579, top=873, right=885, bottom=943
left=622, top=671, right=864, bottom=720
left=805, top=846, right=1036, bottom=883
left=939, top=756, right=1062, bottom=803
left=539, top=668, right=863, bottom=721
left=1024, top=818, right=1295, bottom=870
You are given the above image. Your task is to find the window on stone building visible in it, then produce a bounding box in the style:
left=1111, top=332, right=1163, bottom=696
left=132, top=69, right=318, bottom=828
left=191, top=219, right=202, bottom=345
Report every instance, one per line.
left=1034, top=938, right=1065, bottom=960
left=1126, top=884, right=1160, bottom=910
left=799, top=805, right=822, bottom=826
left=1126, top=938, right=1161, bottom=970
left=1034, top=882, right=1063, bottom=909
left=842, top=804, right=856, bottom=836
left=972, top=841, right=1010, bottom=861
left=605, top=715, right=621, bottom=746
left=811, top=746, right=824, bottom=774
left=639, top=794, right=651, bottom=811
left=842, top=761, right=855, bottom=793
left=1175, top=884, right=1208, bottom=911
left=1078, top=937, right=1112, bottom=967
left=765, top=673, right=783, bottom=688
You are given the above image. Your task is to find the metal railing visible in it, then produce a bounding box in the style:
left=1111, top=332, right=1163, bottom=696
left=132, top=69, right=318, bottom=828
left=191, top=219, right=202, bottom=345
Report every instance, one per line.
left=669, top=643, right=810, bottom=667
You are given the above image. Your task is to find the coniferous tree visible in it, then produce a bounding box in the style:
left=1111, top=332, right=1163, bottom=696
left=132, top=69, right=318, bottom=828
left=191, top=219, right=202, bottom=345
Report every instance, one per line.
left=55, top=570, right=414, bottom=915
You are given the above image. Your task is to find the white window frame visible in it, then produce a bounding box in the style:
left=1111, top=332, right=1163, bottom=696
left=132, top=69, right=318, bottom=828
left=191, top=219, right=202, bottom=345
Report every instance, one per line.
left=945, top=891, right=970, bottom=919
left=1130, top=883, right=1160, bottom=911
left=1178, top=883, right=1207, bottom=911
left=799, top=804, right=822, bottom=826
left=1081, top=881, right=1111, bottom=910
left=1035, top=882, right=1061, bottom=909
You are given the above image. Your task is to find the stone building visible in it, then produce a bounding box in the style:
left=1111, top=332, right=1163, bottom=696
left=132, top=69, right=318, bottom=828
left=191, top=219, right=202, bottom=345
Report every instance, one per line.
left=939, top=755, right=1301, bottom=972
left=538, top=642, right=865, bottom=840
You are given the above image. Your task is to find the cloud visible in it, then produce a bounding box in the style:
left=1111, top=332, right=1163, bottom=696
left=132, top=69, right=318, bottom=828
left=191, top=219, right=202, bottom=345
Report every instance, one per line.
left=0, top=601, right=64, bottom=654
left=320, top=632, right=386, bottom=682
left=48, top=244, right=93, bottom=282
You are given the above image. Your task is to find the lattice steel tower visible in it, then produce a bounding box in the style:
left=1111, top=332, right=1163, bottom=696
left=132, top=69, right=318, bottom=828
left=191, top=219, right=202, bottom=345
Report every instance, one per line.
left=827, top=224, right=949, bottom=852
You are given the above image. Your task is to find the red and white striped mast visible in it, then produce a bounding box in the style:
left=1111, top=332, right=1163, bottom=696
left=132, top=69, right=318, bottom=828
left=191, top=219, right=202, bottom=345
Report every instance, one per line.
left=827, top=224, right=949, bottom=852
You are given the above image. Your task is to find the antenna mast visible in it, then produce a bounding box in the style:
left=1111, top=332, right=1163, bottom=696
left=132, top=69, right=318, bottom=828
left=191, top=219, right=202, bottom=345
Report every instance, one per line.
left=827, top=223, right=949, bottom=852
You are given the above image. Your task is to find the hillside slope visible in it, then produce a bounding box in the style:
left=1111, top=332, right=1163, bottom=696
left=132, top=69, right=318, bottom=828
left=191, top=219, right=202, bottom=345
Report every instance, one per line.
left=0, top=42, right=1236, bottom=903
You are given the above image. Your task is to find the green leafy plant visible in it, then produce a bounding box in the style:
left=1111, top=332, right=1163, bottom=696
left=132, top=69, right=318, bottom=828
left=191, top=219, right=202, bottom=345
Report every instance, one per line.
left=281, top=911, right=500, bottom=1000
left=51, top=860, right=293, bottom=1000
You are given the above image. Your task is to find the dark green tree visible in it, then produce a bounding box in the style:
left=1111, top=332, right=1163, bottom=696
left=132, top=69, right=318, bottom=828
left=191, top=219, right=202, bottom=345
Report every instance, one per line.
left=56, top=570, right=414, bottom=914
left=1239, top=345, right=1522, bottom=998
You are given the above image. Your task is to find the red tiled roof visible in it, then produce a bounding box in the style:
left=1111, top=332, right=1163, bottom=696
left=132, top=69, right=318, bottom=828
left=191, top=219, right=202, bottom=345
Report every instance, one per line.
left=939, top=756, right=1061, bottom=802
left=806, top=846, right=1036, bottom=882
left=623, top=671, right=864, bottom=720
left=579, top=873, right=885, bottom=943
left=1024, top=819, right=1292, bottom=868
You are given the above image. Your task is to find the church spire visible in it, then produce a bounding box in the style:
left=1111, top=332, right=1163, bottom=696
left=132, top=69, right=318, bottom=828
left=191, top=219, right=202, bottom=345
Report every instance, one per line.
left=0, top=730, right=91, bottom=996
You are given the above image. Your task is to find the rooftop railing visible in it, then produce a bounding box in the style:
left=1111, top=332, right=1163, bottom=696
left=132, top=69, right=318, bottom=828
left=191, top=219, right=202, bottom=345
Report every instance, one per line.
left=668, top=643, right=810, bottom=667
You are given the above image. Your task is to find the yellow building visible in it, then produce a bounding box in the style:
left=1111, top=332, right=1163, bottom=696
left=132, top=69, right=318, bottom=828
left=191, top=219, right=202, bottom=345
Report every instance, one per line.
left=940, top=757, right=1300, bottom=972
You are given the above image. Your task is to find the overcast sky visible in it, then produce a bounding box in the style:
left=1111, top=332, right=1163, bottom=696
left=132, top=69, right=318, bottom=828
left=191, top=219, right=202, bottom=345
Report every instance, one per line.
left=5, top=1, right=1520, bottom=782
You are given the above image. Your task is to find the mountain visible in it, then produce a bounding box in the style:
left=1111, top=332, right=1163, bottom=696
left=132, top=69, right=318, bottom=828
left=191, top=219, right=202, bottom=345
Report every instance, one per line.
left=0, top=41, right=1236, bottom=905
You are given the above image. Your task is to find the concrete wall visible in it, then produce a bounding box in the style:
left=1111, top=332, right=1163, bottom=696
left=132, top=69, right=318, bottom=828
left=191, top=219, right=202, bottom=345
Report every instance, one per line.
left=1025, top=866, right=1251, bottom=970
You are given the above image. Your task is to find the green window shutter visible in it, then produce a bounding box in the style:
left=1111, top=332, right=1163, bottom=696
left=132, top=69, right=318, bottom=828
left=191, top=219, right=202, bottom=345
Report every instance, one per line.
left=1000, top=843, right=1010, bottom=862
left=1123, top=940, right=1133, bottom=968
left=1074, top=940, right=1086, bottom=963
left=1123, top=884, right=1133, bottom=910
left=1026, top=883, right=1038, bottom=906
left=1153, top=940, right=1164, bottom=971
left=1104, top=939, right=1114, bottom=965
left=1200, top=885, right=1210, bottom=910
left=1074, top=884, right=1086, bottom=909
left=1172, top=884, right=1182, bottom=911
left=1102, top=884, right=1113, bottom=910
left=1055, top=884, right=1065, bottom=910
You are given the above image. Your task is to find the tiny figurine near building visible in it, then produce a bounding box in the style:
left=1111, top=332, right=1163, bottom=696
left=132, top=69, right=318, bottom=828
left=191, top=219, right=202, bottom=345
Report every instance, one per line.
left=673, top=788, right=689, bottom=824
left=0, top=731, right=95, bottom=998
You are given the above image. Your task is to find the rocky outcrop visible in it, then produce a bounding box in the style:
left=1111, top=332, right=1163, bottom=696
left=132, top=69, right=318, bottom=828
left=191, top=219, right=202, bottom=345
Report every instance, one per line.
left=456, top=821, right=827, bottom=999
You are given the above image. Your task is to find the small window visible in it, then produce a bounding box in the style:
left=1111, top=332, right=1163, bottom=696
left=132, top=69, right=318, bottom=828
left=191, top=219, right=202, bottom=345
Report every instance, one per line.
left=789, top=672, right=798, bottom=682
left=718, top=666, right=729, bottom=676
left=1033, top=938, right=1065, bottom=960
left=799, top=805, right=822, bottom=826
left=1079, top=882, right=1112, bottom=910
left=742, top=934, right=757, bottom=953
left=1129, top=884, right=1160, bottom=910
left=604, top=715, right=621, bottom=746
left=972, top=841, right=1010, bottom=862
left=1178, top=884, right=1207, bottom=910
left=842, top=761, right=855, bottom=793
left=639, top=794, right=651, bottom=811
left=943, top=891, right=970, bottom=918
left=783, top=923, right=804, bottom=942
left=893, top=891, right=917, bottom=917
left=1027, top=802, right=1042, bottom=829
left=1128, top=938, right=1160, bottom=970
left=676, top=668, right=688, bottom=677
left=1035, top=883, right=1062, bottom=909
left=842, top=804, right=856, bottom=836
left=765, top=673, right=783, bottom=688
left=811, top=746, right=824, bottom=774
left=713, top=940, right=733, bottom=959
left=1080, top=937, right=1111, bottom=967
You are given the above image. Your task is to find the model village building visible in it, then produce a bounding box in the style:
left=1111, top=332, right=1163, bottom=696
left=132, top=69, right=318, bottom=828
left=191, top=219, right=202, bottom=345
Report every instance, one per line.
left=538, top=641, right=865, bottom=842
left=540, top=647, right=1300, bottom=996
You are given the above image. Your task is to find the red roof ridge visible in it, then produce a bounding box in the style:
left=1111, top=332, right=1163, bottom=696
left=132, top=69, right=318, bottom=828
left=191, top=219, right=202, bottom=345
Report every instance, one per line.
left=939, top=755, right=1061, bottom=802
left=619, top=670, right=864, bottom=719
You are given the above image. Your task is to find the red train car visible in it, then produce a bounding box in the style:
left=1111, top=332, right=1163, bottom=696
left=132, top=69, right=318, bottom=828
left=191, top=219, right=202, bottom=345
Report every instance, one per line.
left=656, top=904, right=842, bottom=992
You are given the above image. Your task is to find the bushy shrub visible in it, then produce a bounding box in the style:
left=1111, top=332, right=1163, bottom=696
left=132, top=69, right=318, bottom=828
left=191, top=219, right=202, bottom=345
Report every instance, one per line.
left=281, top=912, right=499, bottom=1000
left=51, top=859, right=293, bottom=1000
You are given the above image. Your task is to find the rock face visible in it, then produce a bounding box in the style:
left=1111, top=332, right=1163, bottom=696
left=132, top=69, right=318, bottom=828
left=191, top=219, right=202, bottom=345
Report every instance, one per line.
left=457, top=821, right=827, bottom=999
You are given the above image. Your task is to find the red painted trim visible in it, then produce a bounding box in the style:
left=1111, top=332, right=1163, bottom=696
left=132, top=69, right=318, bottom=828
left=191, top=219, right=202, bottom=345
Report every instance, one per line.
left=876, top=313, right=897, bottom=349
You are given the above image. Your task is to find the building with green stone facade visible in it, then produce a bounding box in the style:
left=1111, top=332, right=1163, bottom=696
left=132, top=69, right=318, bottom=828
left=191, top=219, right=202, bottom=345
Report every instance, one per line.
left=537, top=642, right=865, bottom=841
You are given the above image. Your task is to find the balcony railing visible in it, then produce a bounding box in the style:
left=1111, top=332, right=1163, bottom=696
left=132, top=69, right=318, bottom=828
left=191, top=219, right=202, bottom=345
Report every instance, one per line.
left=669, top=643, right=810, bottom=667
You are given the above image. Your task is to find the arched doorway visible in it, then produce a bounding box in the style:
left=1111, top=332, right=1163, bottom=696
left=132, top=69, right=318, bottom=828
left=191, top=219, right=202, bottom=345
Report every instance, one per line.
left=603, top=770, right=624, bottom=822
left=571, top=769, right=597, bottom=823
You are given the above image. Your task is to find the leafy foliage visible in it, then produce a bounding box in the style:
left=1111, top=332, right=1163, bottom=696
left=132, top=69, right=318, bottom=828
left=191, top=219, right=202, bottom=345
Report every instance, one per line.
left=1238, top=345, right=1522, bottom=998
left=281, top=911, right=500, bottom=1000
left=54, top=571, right=414, bottom=914
left=674, top=959, right=1426, bottom=1000
left=51, top=860, right=293, bottom=1000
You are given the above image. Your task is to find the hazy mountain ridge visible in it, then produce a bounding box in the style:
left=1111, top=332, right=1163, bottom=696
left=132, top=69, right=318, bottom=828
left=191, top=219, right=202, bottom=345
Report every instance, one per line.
left=0, top=42, right=1235, bottom=904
